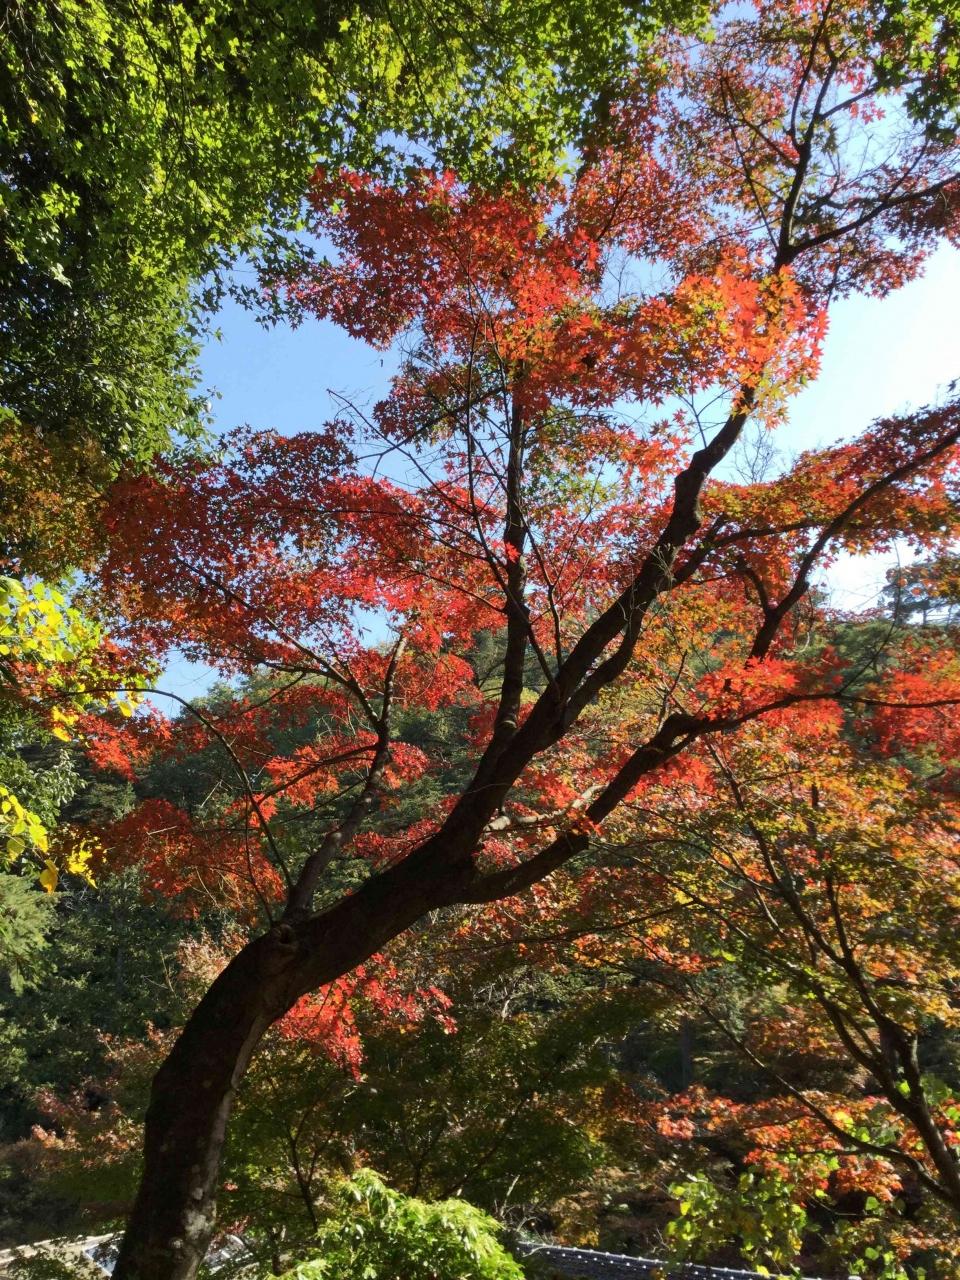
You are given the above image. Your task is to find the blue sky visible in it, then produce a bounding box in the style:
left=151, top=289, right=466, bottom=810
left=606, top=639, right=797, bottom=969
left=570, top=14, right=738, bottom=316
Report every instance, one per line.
left=200, top=244, right=960, bottom=462
left=160, top=242, right=960, bottom=704
left=781, top=243, right=960, bottom=607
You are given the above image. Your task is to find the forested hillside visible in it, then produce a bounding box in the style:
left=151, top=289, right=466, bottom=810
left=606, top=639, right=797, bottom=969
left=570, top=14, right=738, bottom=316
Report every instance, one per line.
left=1, top=3, right=959, bottom=1279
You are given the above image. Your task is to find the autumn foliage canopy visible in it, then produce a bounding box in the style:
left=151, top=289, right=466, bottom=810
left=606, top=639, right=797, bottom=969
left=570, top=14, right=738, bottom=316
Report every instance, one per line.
left=9, top=1, right=960, bottom=1277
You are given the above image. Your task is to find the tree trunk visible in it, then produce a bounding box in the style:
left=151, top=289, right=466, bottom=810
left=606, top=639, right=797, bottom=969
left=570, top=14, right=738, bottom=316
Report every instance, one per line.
left=113, top=930, right=298, bottom=1280
left=114, top=847, right=469, bottom=1280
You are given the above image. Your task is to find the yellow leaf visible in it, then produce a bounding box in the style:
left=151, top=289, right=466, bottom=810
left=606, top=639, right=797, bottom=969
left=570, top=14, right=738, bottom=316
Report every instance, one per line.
left=64, top=837, right=98, bottom=885
left=39, top=860, right=58, bottom=893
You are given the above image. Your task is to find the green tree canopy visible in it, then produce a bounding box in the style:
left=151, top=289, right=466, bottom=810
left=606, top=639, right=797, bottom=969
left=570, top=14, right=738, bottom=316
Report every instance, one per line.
left=0, top=0, right=702, bottom=575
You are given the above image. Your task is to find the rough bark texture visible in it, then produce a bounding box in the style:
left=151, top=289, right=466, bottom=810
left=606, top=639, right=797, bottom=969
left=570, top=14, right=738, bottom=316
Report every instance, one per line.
left=113, top=850, right=470, bottom=1280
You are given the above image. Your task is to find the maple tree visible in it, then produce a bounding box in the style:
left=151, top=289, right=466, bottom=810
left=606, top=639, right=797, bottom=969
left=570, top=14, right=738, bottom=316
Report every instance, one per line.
left=58, top=2, right=960, bottom=1275
left=11, top=630, right=960, bottom=1272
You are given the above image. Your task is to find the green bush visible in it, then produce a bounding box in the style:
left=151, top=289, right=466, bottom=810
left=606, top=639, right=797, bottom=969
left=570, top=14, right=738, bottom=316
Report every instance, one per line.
left=280, top=1169, right=524, bottom=1280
